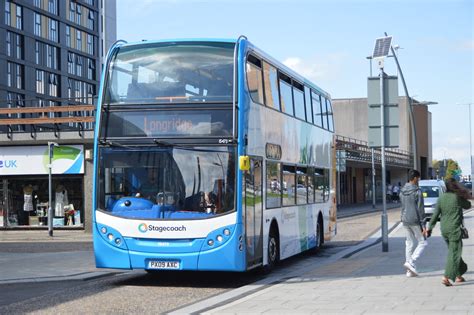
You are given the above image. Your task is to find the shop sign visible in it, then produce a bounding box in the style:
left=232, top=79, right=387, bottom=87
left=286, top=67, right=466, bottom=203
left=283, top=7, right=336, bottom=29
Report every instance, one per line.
left=0, top=145, right=84, bottom=175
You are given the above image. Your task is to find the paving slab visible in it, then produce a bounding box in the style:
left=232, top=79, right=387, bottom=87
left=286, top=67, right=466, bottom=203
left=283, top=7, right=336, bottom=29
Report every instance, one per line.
left=172, top=209, right=474, bottom=314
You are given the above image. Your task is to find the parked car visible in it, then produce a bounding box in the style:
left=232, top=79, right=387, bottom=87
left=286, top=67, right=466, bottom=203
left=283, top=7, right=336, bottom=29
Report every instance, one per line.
left=419, top=179, right=446, bottom=218
left=461, top=181, right=472, bottom=194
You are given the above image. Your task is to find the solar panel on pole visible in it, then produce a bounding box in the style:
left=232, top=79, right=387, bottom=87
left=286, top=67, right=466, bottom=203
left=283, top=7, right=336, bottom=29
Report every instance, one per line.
left=372, top=36, right=392, bottom=59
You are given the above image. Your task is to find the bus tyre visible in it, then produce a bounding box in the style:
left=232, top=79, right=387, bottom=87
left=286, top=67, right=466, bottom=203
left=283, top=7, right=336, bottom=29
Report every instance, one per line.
left=312, top=218, right=323, bottom=253
left=264, top=228, right=279, bottom=273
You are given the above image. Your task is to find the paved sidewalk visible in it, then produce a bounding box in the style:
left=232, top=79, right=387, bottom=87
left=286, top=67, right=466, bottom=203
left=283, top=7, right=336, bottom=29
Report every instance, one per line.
left=175, top=209, right=474, bottom=315
left=0, top=230, right=115, bottom=284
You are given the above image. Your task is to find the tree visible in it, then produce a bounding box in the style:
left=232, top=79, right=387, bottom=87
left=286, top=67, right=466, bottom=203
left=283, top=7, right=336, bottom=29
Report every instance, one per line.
left=432, top=159, right=462, bottom=180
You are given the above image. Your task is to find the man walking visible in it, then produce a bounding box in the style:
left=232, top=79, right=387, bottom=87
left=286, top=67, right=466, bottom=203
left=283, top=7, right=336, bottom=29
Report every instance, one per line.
left=400, top=170, right=427, bottom=277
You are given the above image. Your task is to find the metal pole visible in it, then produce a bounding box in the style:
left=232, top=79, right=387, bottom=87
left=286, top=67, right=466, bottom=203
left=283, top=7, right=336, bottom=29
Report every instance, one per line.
left=337, top=169, right=341, bottom=205
left=385, top=32, right=417, bottom=170
left=379, top=67, right=388, bottom=252
left=469, top=104, right=473, bottom=198
left=48, top=142, right=53, bottom=237
left=371, top=148, right=376, bottom=208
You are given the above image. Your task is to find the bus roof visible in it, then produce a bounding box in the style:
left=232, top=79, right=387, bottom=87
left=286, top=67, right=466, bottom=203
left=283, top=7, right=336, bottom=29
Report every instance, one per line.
left=112, top=37, right=331, bottom=99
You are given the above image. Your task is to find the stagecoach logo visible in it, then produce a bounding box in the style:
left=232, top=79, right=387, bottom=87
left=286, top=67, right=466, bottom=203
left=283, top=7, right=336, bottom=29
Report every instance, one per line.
left=138, top=223, right=187, bottom=233
left=138, top=223, right=148, bottom=233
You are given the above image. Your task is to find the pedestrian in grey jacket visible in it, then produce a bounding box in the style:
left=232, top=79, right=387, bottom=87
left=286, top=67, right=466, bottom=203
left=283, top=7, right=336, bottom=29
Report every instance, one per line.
left=400, top=169, right=427, bottom=277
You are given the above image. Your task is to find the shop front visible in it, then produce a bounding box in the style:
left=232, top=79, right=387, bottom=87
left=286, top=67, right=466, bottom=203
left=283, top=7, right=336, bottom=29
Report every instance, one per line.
left=0, top=145, right=85, bottom=229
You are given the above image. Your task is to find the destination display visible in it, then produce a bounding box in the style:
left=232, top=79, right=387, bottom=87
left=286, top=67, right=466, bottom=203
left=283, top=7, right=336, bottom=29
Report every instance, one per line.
left=103, top=109, right=233, bottom=138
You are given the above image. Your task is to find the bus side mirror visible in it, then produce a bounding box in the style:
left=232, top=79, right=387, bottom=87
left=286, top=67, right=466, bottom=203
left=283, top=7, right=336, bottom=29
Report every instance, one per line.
left=239, top=156, right=250, bottom=171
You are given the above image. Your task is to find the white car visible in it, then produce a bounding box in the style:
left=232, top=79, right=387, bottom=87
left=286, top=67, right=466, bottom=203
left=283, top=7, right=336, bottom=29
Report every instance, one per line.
left=419, top=179, right=446, bottom=218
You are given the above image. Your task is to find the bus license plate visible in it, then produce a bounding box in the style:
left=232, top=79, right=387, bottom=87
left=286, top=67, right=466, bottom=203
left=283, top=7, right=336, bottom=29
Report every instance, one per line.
left=148, top=260, right=180, bottom=270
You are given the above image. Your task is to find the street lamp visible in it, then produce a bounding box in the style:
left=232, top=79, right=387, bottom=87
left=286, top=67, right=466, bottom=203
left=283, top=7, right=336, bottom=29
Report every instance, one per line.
left=48, top=141, right=59, bottom=237
left=383, top=32, right=418, bottom=171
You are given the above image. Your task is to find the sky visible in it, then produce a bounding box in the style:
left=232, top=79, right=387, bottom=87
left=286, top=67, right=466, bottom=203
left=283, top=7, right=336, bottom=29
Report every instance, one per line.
left=116, top=0, right=474, bottom=176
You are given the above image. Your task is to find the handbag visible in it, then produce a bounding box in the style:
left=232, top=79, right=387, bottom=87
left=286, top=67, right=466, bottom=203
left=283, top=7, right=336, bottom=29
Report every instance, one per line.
left=461, top=216, right=469, bottom=239
left=461, top=223, right=469, bottom=239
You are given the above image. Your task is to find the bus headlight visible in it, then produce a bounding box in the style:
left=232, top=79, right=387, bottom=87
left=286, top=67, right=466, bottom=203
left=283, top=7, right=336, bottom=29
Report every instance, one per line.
left=107, top=233, right=114, bottom=241
left=216, top=235, right=223, bottom=242
left=115, top=238, right=122, bottom=245
left=101, top=227, right=107, bottom=234
left=223, top=228, right=230, bottom=236
left=207, top=239, right=214, bottom=246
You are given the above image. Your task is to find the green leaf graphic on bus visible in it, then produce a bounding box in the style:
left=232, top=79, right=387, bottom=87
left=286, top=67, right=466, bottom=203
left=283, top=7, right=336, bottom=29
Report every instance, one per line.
left=42, top=146, right=83, bottom=174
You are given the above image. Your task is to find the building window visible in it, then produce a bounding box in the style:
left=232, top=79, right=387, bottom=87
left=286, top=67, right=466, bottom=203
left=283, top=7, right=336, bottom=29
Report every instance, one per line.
left=67, top=78, right=73, bottom=99
left=15, top=5, right=23, bottom=30
left=87, top=34, right=94, bottom=55
left=87, top=59, right=95, bottom=80
left=6, top=32, right=12, bottom=57
left=35, top=41, right=41, bottom=65
left=66, top=26, right=71, bottom=47
left=15, top=34, right=23, bottom=59
left=84, top=0, right=94, bottom=5
left=46, top=45, right=52, bottom=68
left=68, top=52, right=75, bottom=74
left=34, top=13, right=42, bottom=37
left=49, top=73, right=58, bottom=97
left=69, top=1, right=76, bottom=21
left=34, top=0, right=41, bottom=8
left=48, top=0, right=58, bottom=15
left=49, top=19, right=58, bottom=42
left=7, top=63, right=12, bottom=87
left=16, top=64, right=23, bottom=89
left=36, top=70, right=45, bottom=94
left=76, top=55, right=83, bottom=76
left=5, top=1, right=11, bottom=26
left=76, top=4, right=82, bottom=25
left=76, top=30, right=82, bottom=50
left=87, top=11, right=95, bottom=30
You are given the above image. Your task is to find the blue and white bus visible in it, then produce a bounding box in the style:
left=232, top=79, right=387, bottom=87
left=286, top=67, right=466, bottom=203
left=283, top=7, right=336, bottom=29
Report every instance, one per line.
left=93, top=37, right=336, bottom=272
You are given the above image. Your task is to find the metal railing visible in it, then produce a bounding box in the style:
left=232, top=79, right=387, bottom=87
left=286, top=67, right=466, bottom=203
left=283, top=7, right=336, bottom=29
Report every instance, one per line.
left=336, top=135, right=412, bottom=168
left=0, top=97, right=97, bottom=138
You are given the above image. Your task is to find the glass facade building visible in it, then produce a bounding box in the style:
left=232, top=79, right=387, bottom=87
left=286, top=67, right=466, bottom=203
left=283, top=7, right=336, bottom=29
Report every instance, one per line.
left=0, top=0, right=117, bottom=230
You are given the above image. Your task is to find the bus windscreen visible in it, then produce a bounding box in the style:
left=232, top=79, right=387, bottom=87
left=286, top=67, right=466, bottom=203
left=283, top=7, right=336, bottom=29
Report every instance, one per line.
left=105, top=42, right=235, bottom=104
left=98, top=146, right=235, bottom=220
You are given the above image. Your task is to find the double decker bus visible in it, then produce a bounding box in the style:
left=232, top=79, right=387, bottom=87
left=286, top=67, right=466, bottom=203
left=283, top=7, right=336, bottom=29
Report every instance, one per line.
left=93, top=37, right=336, bottom=272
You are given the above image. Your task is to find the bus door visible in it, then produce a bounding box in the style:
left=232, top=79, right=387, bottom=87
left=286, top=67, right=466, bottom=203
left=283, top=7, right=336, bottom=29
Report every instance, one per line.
left=244, top=158, right=263, bottom=268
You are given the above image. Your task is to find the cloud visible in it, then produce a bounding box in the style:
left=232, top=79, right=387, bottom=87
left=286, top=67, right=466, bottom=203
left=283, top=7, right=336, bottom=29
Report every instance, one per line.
left=282, top=53, right=348, bottom=84
left=459, top=39, right=474, bottom=51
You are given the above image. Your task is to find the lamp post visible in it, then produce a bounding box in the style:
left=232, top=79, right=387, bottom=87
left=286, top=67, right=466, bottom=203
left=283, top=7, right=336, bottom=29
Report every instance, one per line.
left=48, top=142, right=58, bottom=237
left=384, top=32, right=418, bottom=171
